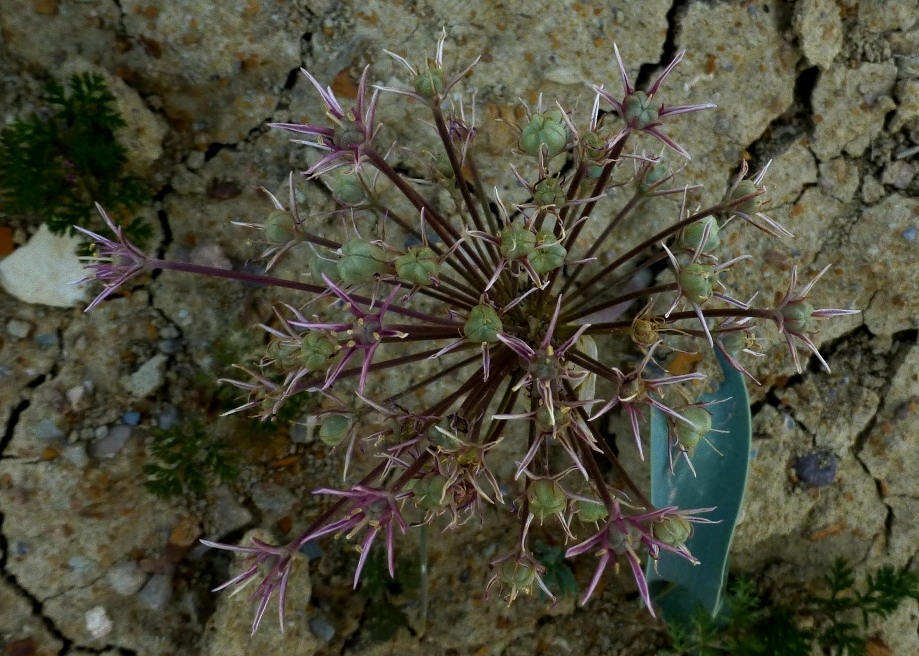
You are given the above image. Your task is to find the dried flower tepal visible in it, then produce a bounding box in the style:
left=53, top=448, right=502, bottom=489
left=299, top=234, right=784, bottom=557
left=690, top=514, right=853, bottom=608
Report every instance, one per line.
left=77, top=32, right=857, bottom=632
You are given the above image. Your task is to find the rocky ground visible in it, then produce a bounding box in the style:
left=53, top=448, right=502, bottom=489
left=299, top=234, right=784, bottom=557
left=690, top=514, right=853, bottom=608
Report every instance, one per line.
left=2, top=0, right=919, bottom=654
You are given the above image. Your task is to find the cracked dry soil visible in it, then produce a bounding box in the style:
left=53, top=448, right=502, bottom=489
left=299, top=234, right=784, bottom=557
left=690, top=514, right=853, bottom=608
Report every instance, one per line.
left=3, top=0, right=919, bottom=654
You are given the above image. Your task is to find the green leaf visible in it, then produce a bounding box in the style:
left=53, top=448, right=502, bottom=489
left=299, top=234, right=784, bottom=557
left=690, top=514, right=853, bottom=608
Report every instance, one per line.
left=646, top=351, right=752, bottom=621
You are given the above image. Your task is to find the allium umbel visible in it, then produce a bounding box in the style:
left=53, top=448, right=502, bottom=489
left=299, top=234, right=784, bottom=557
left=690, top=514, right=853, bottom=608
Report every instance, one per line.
left=77, top=33, right=858, bottom=630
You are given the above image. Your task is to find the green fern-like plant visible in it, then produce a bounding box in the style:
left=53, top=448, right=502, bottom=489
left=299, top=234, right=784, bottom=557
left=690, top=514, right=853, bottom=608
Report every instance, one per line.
left=811, top=559, right=919, bottom=655
left=0, top=72, right=150, bottom=245
left=144, top=421, right=237, bottom=498
left=664, top=559, right=919, bottom=656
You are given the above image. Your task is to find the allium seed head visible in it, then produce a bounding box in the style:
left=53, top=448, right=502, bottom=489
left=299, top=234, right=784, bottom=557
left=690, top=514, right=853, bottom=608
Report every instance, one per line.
left=73, top=33, right=857, bottom=632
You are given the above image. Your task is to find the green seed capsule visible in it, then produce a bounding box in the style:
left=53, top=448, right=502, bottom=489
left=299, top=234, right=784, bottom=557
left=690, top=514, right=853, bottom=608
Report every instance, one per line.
left=499, top=223, right=537, bottom=260
left=413, top=474, right=449, bottom=511
left=679, top=262, right=715, bottom=304
left=527, top=479, right=567, bottom=522
left=679, top=217, right=720, bottom=253
left=781, top=300, right=814, bottom=334
left=464, top=304, right=502, bottom=344
left=267, top=340, right=299, bottom=368
left=309, top=250, right=341, bottom=284
left=618, top=377, right=646, bottom=404
left=582, top=130, right=608, bottom=159
left=500, top=559, right=537, bottom=589
left=652, top=515, right=692, bottom=547
left=535, top=404, right=570, bottom=433
left=576, top=499, right=609, bottom=524
left=319, top=414, right=351, bottom=447
left=533, top=177, right=567, bottom=208
left=264, top=209, right=296, bottom=243
left=395, top=246, right=439, bottom=286
left=639, top=161, right=670, bottom=193
left=520, top=110, right=568, bottom=159
left=328, top=168, right=366, bottom=206
left=337, top=239, right=388, bottom=285
left=332, top=119, right=365, bottom=150
left=719, top=329, right=747, bottom=355
left=412, top=66, right=446, bottom=99
left=623, top=91, right=659, bottom=130
left=528, top=230, right=567, bottom=274
left=675, top=406, right=713, bottom=456
left=299, top=332, right=336, bottom=370
left=730, top=179, right=761, bottom=213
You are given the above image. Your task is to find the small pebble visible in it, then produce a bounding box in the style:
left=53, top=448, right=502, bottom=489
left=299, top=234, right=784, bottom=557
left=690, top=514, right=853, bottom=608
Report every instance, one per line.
left=6, top=318, right=32, bottom=339
left=795, top=451, right=838, bottom=488
left=168, top=516, right=202, bottom=549
left=895, top=396, right=918, bottom=420
left=34, top=418, right=64, bottom=440
left=66, top=385, right=88, bottom=411
left=159, top=324, right=180, bottom=340
left=250, top=481, right=296, bottom=518
left=94, top=425, right=109, bottom=439
left=190, top=241, right=232, bottom=270
left=208, top=487, right=254, bottom=540
left=309, top=616, right=336, bottom=642
left=125, top=353, right=169, bottom=398
left=290, top=421, right=311, bottom=444
left=62, top=444, right=90, bottom=468
left=106, top=561, right=148, bottom=596
left=186, top=150, right=205, bottom=170
left=85, top=606, right=113, bottom=639
left=157, top=405, right=181, bottom=430
left=90, top=425, right=132, bottom=458
left=137, top=573, right=173, bottom=610
left=34, top=332, right=59, bottom=348
left=122, top=411, right=141, bottom=426
left=902, top=226, right=917, bottom=242
left=68, top=556, right=95, bottom=574
left=157, top=338, right=182, bottom=355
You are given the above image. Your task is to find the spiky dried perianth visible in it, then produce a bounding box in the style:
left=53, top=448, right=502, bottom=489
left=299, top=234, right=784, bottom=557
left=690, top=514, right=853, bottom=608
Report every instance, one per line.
left=77, top=34, right=858, bottom=631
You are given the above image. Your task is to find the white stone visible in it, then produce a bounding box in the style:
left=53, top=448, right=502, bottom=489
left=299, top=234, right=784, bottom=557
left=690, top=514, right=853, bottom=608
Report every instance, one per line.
left=66, top=384, right=88, bottom=410
left=85, top=606, right=113, bottom=639
left=124, top=354, right=169, bottom=397
left=6, top=318, right=33, bottom=339
left=62, top=444, right=90, bottom=468
left=0, top=225, right=88, bottom=307
left=106, top=561, right=148, bottom=596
